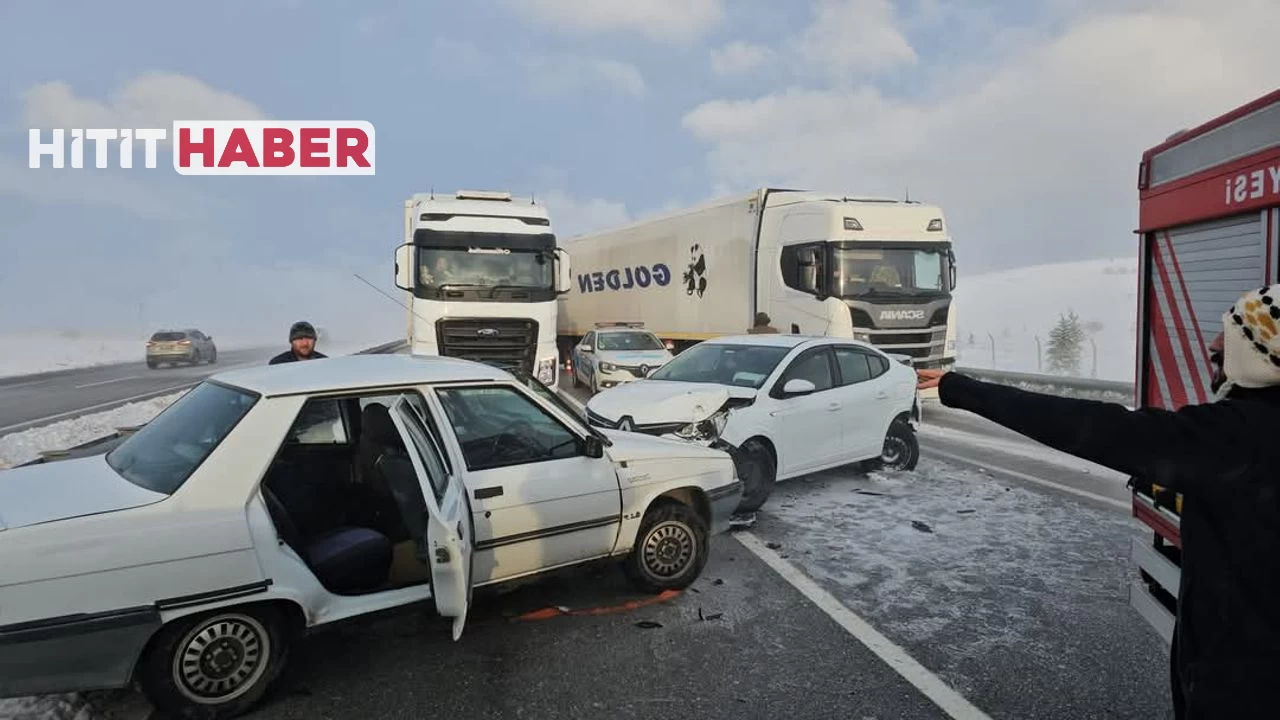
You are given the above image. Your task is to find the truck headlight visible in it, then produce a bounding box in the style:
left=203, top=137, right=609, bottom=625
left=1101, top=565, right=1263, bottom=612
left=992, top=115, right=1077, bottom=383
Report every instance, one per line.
left=674, top=409, right=729, bottom=441
left=599, top=361, right=617, bottom=373
left=536, top=357, right=555, bottom=385
left=854, top=332, right=872, bottom=343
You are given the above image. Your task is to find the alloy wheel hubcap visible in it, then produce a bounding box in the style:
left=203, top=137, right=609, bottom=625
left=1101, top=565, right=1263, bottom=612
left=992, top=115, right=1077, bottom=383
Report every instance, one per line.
left=642, top=521, right=696, bottom=577
left=173, top=614, right=270, bottom=704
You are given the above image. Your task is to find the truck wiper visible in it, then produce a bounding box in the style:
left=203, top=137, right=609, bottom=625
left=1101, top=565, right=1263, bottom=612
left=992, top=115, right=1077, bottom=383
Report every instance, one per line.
left=489, top=284, right=547, bottom=298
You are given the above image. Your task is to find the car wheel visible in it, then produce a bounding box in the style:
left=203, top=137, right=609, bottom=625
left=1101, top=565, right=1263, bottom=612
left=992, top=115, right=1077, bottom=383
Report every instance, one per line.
left=868, top=419, right=920, bottom=472
left=137, top=604, right=291, bottom=720
left=147, top=360, right=158, bottom=370
left=624, top=501, right=709, bottom=593
left=571, top=361, right=581, bottom=387
left=209, top=349, right=218, bottom=364
left=733, top=439, right=776, bottom=513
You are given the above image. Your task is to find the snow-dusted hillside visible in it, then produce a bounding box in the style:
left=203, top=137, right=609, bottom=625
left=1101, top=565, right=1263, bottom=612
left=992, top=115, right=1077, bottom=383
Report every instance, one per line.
left=952, top=257, right=1139, bottom=383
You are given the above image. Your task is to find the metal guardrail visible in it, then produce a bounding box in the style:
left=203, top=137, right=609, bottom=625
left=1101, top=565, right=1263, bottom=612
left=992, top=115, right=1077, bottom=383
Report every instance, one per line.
left=13, top=340, right=409, bottom=468
left=953, top=366, right=1134, bottom=397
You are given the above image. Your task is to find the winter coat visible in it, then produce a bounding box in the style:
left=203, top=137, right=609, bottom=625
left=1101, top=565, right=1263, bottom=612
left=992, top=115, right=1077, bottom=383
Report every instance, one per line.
left=268, top=349, right=329, bottom=365
left=937, top=372, right=1280, bottom=719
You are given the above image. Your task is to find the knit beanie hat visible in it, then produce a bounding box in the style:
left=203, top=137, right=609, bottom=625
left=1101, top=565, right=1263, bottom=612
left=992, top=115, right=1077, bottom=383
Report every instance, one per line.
left=1222, top=284, right=1280, bottom=388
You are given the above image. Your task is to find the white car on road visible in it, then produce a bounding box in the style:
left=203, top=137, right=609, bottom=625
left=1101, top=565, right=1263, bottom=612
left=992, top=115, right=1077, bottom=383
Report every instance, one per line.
left=0, top=354, right=740, bottom=719
left=570, top=323, right=675, bottom=394
left=584, top=335, right=920, bottom=513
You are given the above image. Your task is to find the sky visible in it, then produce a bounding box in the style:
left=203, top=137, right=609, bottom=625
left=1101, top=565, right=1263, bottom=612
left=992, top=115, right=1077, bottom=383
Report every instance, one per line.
left=0, top=0, right=1276, bottom=343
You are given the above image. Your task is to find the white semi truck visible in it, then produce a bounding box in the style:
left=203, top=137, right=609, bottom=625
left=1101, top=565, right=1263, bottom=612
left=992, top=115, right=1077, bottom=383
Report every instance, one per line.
left=394, top=190, right=571, bottom=386
left=556, top=188, right=958, bottom=376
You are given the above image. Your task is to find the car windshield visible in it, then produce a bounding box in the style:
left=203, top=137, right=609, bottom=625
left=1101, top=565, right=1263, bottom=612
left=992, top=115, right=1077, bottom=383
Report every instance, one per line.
left=833, top=245, right=950, bottom=297
left=106, top=381, right=259, bottom=495
left=647, top=343, right=792, bottom=389
left=597, top=331, right=664, bottom=351
left=151, top=331, right=187, bottom=341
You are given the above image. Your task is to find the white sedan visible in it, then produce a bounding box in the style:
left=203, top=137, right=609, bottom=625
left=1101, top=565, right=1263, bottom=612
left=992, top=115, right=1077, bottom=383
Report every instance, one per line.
left=584, top=334, right=920, bottom=513
left=0, top=354, right=740, bottom=719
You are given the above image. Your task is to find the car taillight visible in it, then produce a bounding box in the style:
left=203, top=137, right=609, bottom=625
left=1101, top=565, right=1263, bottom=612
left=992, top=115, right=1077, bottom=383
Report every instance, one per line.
left=178, top=340, right=191, bottom=345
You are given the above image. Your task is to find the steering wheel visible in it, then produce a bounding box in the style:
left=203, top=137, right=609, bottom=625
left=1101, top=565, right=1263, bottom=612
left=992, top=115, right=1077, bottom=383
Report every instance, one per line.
left=488, top=419, right=542, bottom=460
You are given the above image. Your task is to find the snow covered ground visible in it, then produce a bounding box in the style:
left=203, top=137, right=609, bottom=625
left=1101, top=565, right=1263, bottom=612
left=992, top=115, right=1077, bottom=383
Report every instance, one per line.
left=0, top=392, right=182, bottom=470
left=953, top=257, right=1140, bottom=383
left=0, top=331, right=266, bottom=380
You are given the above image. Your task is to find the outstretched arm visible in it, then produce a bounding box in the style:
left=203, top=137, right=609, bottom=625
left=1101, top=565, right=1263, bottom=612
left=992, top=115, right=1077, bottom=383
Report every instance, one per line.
left=937, top=373, right=1247, bottom=493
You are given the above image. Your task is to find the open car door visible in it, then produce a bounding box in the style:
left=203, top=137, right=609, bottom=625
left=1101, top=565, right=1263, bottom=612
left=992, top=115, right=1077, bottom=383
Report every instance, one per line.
left=388, top=394, right=474, bottom=640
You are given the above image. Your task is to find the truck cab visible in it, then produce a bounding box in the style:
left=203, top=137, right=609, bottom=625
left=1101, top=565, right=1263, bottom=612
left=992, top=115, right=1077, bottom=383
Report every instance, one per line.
left=395, top=190, right=572, bottom=386
left=759, top=193, right=958, bottom=373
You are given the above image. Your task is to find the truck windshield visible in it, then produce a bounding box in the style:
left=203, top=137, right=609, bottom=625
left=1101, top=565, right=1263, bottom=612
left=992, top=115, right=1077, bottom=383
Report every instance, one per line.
left=832, top=245, right=951, bottom=298
left=418, top=246, right=553, bottom=291
left=597, top=331, right=665, bottom=351
left=106, top=381, right=259, bottom=495
left=648, top=343, right=791, bottom=389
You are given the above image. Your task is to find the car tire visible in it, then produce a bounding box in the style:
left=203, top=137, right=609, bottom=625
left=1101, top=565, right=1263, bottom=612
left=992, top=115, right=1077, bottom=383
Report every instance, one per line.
left=137, top=604, right=292, bottom=720
left=623, top=501, right=709, bottom=593
left=733, top=439, right=776, bottom=513
left=867, top=419, right=920, bottom=472
left=209, top=349, right=218, bottom=364
left=147, top=360, right=158, bottom=370
left=571, top=362, right=582, bottom=387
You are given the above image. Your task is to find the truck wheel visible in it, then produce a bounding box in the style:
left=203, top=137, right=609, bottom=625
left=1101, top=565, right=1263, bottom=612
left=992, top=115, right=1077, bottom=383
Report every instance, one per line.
left=137, top=604, right=291, bottom=720
left=624, top=501, right=709, bottom=593
left=734, top=439, right=776, bottom=513
left=867, top=419, right=919, bottom=472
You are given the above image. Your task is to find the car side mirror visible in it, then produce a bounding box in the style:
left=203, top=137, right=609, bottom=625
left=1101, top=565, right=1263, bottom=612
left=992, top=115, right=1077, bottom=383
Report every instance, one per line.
left=579, top=344, right=592, bottom=353
left=582, top=434, right=605, bottom=459
left=395, top=244, right=414, bottom=291
left=782, top=378, right=817, bottom=397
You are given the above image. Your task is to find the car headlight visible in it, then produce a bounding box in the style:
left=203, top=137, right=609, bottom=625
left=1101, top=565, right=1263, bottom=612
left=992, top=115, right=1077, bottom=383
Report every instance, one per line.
left=536, top=357, right=555, bottom=384
left=599, top=361, right=617, bottom=373
left=673, top=409, right=729, bottom=441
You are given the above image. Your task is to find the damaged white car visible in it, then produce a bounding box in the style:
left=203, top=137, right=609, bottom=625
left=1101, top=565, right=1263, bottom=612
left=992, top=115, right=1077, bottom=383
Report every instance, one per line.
left=0, top=354, right=740, bottom=719
left=585, top=334, right=920, bottom=512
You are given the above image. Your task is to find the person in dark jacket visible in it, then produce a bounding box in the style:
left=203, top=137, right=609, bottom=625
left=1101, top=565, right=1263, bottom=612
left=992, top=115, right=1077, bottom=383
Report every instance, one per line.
left=269, top=321, right=329, bottom=365
left=933, top=284, right=1280, bottom=719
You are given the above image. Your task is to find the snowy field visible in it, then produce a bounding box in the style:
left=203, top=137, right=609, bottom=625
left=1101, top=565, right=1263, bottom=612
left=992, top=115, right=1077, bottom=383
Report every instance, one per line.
left=953, top=257, right=1140, bottom=383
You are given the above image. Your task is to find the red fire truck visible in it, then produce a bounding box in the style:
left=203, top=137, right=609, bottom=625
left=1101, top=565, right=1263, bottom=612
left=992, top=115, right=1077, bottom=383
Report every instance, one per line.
left=1129, top=88, right=1280, bottom=642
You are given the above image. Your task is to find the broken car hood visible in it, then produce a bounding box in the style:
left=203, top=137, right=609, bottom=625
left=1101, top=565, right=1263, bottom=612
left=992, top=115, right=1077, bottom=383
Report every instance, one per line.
left=587, top=380, right=755, bottom=426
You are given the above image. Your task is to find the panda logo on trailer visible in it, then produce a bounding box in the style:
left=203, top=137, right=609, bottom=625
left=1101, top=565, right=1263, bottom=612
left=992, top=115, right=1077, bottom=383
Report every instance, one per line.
left=684, top=243, right=707, bottom=298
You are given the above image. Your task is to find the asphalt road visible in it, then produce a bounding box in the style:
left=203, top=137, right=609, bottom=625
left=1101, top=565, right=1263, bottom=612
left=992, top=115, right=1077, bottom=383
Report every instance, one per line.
left=0, top=348, right=275, bottom=435
left=72, top=372, right=1172, bottom=720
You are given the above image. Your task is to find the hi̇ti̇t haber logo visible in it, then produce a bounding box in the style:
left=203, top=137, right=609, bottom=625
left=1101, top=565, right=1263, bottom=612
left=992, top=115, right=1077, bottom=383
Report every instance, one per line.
left=28, top=121, right=376, bottom=175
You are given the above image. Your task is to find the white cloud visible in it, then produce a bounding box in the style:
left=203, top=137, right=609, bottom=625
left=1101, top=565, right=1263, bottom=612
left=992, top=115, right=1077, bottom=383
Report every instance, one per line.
left=681, top=0, right=1280, bottom=271
left=22, top=71, right=268, bottom=146
left=710, top=41, right=776, bottom=75
left=523, top=55, right=646, bottom=97
left=538, top=190, right=632, bottom=238
left=508, top=0, right=724, bottom=43
left=795, top=0, right=917, bottom=80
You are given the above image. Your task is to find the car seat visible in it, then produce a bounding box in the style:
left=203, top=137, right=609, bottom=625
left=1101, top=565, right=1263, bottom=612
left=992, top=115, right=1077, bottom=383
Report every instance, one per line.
left=261, top=485, right=392, bottom=594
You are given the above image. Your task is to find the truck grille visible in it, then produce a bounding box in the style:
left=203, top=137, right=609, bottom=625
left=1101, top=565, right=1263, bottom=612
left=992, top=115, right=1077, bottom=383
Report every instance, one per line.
left=436, top=318, right=537, bottom=374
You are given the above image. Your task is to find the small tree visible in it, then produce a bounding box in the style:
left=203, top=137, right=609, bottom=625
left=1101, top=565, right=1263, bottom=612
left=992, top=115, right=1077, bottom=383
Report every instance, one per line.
left=1046, top=310, right=1086, bottom=376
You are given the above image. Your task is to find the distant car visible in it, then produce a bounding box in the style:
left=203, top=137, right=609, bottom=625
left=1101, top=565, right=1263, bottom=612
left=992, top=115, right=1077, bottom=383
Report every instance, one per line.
left=0, top=353, right=740, bottom=719
left=584, top=334, right=921, bottom=513
left=146, top=328, right=217, bottom=368
left=571, top=323, right=675, bottom=394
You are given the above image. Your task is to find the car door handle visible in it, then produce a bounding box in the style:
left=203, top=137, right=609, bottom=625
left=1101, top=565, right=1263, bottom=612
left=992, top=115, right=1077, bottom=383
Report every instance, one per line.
left=826, top=402, right=841, bottom=411
left=874, top=392, right=889, bottom=400
left=474, top=486, right=503, bottom=500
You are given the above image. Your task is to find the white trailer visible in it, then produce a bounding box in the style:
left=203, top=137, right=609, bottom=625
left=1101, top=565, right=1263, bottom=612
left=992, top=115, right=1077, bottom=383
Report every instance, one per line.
left=394, top=190, right=572, bottom=386
left=556, top=189, right=958, bottom=374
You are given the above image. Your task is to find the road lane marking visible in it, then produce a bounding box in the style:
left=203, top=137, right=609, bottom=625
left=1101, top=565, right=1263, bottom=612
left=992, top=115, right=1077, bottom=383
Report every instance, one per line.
left=736, top=531, right=994, bottom=720
left=923, top=447, right=1130, bottom=511
left=74, top=375, right=140, bottom=389
left=0, top=382, right=196, bottom=435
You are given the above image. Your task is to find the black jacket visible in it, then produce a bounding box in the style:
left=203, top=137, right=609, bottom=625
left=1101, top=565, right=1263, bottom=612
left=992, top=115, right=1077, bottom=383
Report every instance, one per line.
left=268, top=349, right=328, bottom=365
left=938, top=373, right=1280, bottom=719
